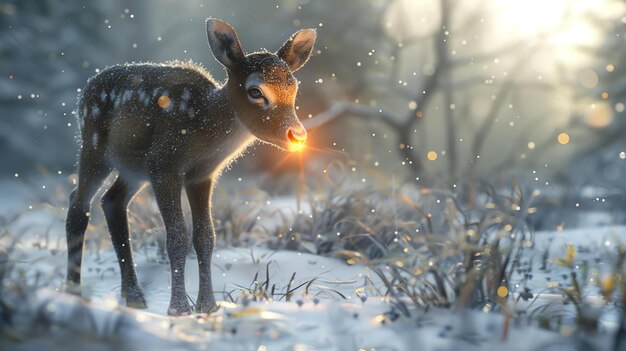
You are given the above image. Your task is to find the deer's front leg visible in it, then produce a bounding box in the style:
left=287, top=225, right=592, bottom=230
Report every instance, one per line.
left=185, top=179, right=218, bottom=314
left=151, top=174, right=191, bottom=316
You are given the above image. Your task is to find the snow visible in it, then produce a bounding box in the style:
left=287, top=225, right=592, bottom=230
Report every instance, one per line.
left=1, top=186, right=624, bottom=350
left=8, top=288, right=571, bottom=351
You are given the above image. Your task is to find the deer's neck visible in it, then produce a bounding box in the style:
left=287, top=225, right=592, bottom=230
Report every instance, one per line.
left=194, top=83, right=254, bottom=178
left=209, top=83, right=250, bottom=141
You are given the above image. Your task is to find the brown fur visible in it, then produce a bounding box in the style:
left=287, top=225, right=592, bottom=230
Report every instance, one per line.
left=65, top=19, right=316, bottom=315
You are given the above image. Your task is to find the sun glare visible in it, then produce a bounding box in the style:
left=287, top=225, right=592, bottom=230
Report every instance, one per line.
left=288, top=141, right=306, bottom=152
left=494, top=0, right=569, bottom=37
left=491, top=0, right=609, bottom=59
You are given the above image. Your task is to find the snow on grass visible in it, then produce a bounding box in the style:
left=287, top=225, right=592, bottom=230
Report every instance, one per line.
left=1, top=180, right=625, bottom=350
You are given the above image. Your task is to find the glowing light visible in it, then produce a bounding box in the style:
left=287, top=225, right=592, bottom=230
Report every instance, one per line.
left=157, top=95, right=171, bottom=109
left=585, top=102, right=613, bottom=128
left=497, top=285, right=508, bottom=298
left=426, top=151, right=438, bottom=161
left=557, top=133, right=570, bottom=145
left=607, top=64, right=615, bottom=72
left=288, top=141, right=305, bottom=152
left=494, top=0, right=568, bottom=37
left=491, top=0, right=606, bottom=70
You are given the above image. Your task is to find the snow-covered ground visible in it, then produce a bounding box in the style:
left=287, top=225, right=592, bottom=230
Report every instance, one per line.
left=1, top=182, right=624, bottom=350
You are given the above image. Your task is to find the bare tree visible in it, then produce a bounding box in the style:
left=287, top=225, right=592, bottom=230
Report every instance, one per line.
left=306, top=0, right=582, bottom=185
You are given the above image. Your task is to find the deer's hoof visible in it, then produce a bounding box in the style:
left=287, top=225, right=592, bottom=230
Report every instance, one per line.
left=167, top=307, right=192, bottom=316
left=167, top=303, right=192, bottom=316
left=126, top=296, right=148, bottom=309
left=65, top=281, right=83, bottom=296
left=123, top=286, right=147, bottom=309
left=196, top=301, right=219, bottom=314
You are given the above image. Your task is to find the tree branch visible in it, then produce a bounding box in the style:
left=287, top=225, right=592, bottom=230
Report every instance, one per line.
left=302, top=102, right=402, bottom=131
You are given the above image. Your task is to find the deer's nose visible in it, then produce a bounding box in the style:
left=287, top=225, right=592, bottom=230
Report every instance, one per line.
left=287, top=126, right=307, bottom=144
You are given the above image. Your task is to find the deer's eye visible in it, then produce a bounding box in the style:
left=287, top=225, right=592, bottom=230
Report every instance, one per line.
left=247, top=87, right=263, bottom=99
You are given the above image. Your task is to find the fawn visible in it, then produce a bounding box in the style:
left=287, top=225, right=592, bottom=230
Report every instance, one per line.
left=66, top=18, right=316, bottom=315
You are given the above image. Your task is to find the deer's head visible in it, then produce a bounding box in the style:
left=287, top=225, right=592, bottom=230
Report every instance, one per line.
left=206, top=19, right=316, bottom=152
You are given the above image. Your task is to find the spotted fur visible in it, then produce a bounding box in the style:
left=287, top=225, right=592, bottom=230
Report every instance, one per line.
left=66, top=18, right=316, bottom=316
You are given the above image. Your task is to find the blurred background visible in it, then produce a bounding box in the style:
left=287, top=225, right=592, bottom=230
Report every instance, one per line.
left=1, top=0, right=625, bottom=229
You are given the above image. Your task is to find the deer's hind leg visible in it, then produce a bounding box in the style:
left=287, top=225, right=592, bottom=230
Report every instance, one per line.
left=102, top=176, right=147, bottom=308
left=66, top=148, right=111, bottom=292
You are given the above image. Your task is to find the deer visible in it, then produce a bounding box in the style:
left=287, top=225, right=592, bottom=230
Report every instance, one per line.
left=65, top=18, right=316, bottom=316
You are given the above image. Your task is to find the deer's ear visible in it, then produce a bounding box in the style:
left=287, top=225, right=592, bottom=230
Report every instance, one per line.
left=276, top=29, right=316, bottom=72
left=206, top=18, right=244, bottom=69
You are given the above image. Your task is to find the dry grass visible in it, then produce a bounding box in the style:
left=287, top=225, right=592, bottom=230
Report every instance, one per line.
left=1, top=168, right=626, bottom=349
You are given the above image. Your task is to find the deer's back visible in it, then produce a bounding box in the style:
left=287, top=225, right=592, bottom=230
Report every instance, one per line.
left=77, top=62, right=223, bottom=175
